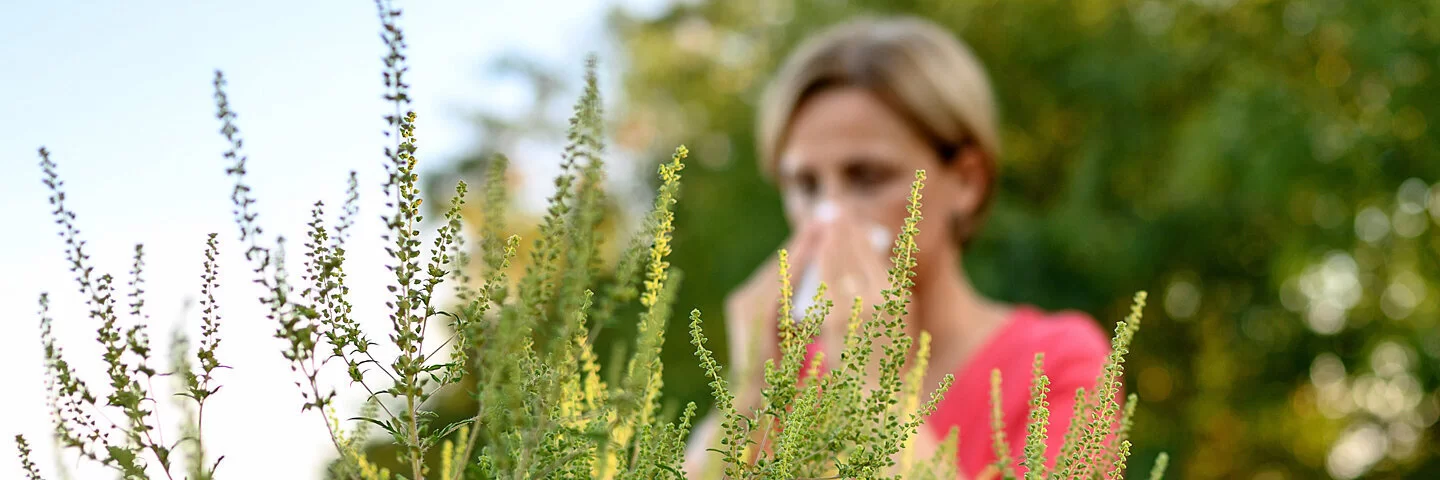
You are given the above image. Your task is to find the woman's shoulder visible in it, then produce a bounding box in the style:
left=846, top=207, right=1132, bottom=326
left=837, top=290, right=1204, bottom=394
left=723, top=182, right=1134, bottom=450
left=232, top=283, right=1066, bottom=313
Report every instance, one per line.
left=987, top=304, right=1111, bottom=389
left=1006, top=304, right=1111, bottom=357
left=945, top=303, right=1112, bottom=395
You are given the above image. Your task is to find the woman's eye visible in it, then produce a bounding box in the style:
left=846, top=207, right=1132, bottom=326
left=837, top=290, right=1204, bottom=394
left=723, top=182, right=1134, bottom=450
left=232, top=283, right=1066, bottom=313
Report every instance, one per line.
left=845, top=164, right=892, bottom=191
left=795, top=173, right=819, bottom=197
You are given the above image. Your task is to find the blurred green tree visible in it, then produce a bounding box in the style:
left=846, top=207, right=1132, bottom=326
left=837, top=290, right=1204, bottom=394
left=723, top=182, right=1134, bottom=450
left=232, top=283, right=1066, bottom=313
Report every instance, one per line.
left=590, top=0, right=1440, bottom=478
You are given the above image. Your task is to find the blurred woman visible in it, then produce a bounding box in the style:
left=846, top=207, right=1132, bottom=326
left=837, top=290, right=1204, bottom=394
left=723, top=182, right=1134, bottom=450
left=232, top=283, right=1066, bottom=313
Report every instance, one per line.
left=683, top=15, right=1113, bottom=479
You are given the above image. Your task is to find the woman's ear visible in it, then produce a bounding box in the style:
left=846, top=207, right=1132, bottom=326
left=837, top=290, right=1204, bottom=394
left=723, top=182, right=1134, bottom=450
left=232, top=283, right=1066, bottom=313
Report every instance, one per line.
left=946, top=143, right=990, bottom=221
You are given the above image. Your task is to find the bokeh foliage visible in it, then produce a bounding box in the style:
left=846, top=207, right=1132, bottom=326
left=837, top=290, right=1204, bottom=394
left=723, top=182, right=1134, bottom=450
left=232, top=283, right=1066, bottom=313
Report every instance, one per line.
left=590, top=0, right=1440, bottom=478
left=419, top=0, right=1440, bottom=478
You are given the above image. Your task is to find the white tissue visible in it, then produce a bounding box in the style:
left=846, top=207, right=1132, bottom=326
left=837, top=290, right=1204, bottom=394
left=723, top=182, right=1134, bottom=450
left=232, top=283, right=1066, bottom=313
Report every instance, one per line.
left=815, top=201, right=839, bottom=223
left=867, top=224, right=891, bottom=252
left=789, top=207, right=893, bottom=324
left=791, top=262, right=823, bottom=324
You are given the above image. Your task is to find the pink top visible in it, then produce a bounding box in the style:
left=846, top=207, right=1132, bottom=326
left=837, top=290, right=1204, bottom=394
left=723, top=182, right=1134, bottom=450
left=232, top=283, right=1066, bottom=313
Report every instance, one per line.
left=798, top=305, right=1112, bottom=478
left=926, top=305, right=1112, bottom=478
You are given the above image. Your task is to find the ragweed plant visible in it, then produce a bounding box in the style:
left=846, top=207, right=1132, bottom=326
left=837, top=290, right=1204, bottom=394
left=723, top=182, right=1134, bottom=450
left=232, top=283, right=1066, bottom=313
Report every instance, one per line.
left=15, top=0, right=1172, bottom=478
left=208, top=1, right=703, bottom=477
left=19, top=148, right=230, bottom=480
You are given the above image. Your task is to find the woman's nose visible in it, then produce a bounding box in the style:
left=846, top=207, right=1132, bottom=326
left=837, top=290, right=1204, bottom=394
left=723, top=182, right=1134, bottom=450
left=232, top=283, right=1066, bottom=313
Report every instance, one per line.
left=815, top=193, right=839, bottom=214
left=811, top=196, right=874, bottom=230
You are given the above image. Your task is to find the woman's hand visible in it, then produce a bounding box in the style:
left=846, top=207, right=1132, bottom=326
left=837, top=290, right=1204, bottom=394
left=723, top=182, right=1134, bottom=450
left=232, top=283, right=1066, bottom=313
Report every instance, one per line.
left=686, top=211, right=974, bottom=479
left=683, top=224, right=820, bottom=477
left=720, top=222, right=823, bottom=394
left=809, top=210, right=896, bottom=377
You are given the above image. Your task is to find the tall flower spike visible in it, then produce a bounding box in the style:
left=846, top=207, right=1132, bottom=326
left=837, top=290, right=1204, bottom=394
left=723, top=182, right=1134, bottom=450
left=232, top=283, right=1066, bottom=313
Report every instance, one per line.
left=558, top=54, right=610, bottom=330
left=1073, top=291, right=1147, bottom=479
left=1108, top=440, right=1132, bottom=480
left=1049, top=387, right=1089, bottom=480
left=1148, top=452, right=1170, bottom=480
left=872, top=170, right=930, bottom=466
left=689, top=309, right=746, bottom=479
left=515, top=54, right=598, bottom=340
left=39, top=148, right=156, bottom=475
left=14, top=435, right=43, bottom=480
left=373, top=1, right=433, bottom=476
left=899, top=331, right=934, bottom=473
left=38, top=291, right=104, bottom=463
left=1023, top=354, right=1052, bottom=480
left=196, top=233, right=224, bottom=391
left=1106, top=392, right=1139, bottom=476
left=990, top=369, right=1017, bottom=480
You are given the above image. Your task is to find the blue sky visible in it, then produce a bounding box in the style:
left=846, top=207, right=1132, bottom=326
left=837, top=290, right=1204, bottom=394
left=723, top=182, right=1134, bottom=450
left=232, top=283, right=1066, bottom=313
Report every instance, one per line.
left=0, top=0, right=665, bottom=477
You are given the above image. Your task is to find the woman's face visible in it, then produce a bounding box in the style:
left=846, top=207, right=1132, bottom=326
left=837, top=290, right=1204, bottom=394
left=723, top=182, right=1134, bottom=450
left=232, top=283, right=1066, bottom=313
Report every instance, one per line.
left=776, top=86, right=978, bottom=267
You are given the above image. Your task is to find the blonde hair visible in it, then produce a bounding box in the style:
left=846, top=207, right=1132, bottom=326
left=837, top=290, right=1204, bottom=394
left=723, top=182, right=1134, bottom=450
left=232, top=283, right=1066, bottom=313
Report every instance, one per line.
left=757, top=16, right=1001, bottom=242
